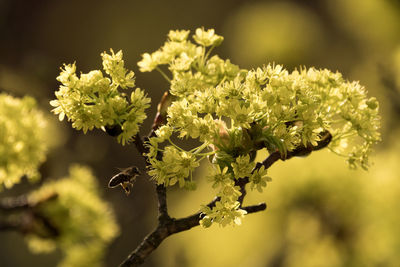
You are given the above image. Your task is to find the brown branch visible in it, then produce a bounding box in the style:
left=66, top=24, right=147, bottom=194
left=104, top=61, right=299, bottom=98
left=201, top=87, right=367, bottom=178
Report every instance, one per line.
left=119, top=197, right=219, bottom=266
left=0, top=210, right=59, bottom=238
left=132, top=92, right=172, bottom=164
left=148, top=91, right=172, bottom=138
left=236, top=130, right=332, bottom=190
left=119, top=200, right=266, bottom=267
left=119, top=224, right=169, bottom=267
left=32, top=212, right=60, bottom=238
left=0, top=193, right=59, bottom=237
left=0, top=192, right=58, bottom=212
left=0, top=195, right=30, bottom=211
left=133, top=133, right=148, bottom=156
left=156, top=185, right=169, bottom=222
left=120, top=187, right=260, bottom=267
left=242, top=203, right=267, bottom=214
left=0, top=219, right=19, bottom=231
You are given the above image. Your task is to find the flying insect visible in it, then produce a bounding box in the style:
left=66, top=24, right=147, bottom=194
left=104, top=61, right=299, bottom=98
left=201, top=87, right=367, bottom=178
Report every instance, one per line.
left=108, top=166, right=141, bottom=195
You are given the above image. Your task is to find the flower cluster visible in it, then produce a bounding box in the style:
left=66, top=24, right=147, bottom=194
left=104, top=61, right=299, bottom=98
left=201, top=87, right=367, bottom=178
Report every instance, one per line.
left=27, top=165, right=119, bottom=267
left=52, top=27, right=381, bottom=228
left=142, top=28, right=380, bottom=227
left=51, top=49, right=150, bottom=145
left=0, top=94, right=47, bottom=189
left=137, top=28, right=241, bottom=87
left=201, top=163, right=245, bottom=228
left=146, top=125, right=206, bottom=191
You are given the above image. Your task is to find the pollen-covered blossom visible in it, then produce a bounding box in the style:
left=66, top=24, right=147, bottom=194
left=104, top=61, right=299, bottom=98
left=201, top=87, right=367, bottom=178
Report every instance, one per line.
left=168, top=29, right=190, bottom=42
left=51, top=50, right=150, bottom=145
left=193, top=28, right=224, bottom=47
left=231, top=155, right=255, bottom=179
left=208, top=165, right=232, bottom=189
left=147, top=145, right=200, bottom=188
left=200, top=201, right=247, bottom=228
left=101, top=49, right=135, bottom=89
left=249, top=166, right=272, bottom=193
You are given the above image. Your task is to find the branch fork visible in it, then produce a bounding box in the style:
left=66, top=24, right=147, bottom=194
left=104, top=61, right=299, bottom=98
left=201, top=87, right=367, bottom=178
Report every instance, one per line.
left=119, top=94, right=332, bottom=266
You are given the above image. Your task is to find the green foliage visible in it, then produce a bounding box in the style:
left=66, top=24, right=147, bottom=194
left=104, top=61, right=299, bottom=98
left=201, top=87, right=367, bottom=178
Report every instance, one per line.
left=52, top=27, right=381, bottom=228
left=0, top=94, right=47, bottom=189
left=50, top=49, right=151, bottom=145
left=27, top=165, right=119, bottom=267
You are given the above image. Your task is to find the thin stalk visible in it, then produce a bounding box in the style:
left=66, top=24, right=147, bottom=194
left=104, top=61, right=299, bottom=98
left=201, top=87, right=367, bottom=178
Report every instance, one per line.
left=156, top=67, right=171, bottom=83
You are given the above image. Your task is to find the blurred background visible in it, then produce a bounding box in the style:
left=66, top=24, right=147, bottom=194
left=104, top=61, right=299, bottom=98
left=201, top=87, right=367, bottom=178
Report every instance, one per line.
left=0, top=0, right=399, bottom=266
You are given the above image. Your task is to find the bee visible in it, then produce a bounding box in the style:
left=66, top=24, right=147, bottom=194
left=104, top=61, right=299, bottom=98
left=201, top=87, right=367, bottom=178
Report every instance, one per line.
left=108, top=166, right=141, bottom=195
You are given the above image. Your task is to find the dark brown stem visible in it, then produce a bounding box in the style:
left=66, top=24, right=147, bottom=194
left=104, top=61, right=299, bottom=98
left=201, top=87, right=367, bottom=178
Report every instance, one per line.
left=132, top=92, right=172, bottom=164
left=119, top=201, right=265, bottom=267
left=133, top=133, right=148, bottom=156
left=156, top=185, right=169, bottom=222
left=0, top=220, right=19, bottom=231
left=119, top=224, right=169, bottom=267
left=32, top=212, right=60, bottom=238
left=148, top=91, right=172, bottom=138
left=235, top=151, right=281, bottom=204
left=0, top=193, right=59, bottom=238
left=236, top=130, right=332, bottom=190
left=242, top=203, right=267, bottom=213
left=119, top=194, right=264, bottom=267
left=0, top=193, right=57, bottom=212
left=237, top=185, right=247, bottom=206
left=0, top=195, right=30, bottom=211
